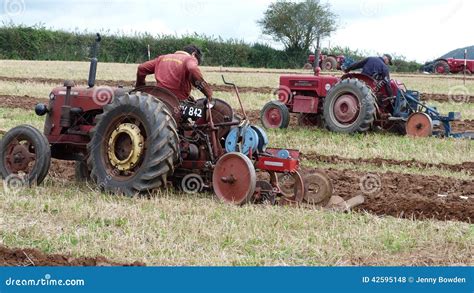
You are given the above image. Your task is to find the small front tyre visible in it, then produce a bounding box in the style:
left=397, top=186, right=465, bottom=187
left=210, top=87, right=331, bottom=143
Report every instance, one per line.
left=260, top=101, right=290, bottom=129
left=0, top=125, right=51, bottom=186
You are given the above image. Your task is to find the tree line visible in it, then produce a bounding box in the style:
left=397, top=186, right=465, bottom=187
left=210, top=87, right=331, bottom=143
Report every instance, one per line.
left=0, top=24, right=421, bottom=72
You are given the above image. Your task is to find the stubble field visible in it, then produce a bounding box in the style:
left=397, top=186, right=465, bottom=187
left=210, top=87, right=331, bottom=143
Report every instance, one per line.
left=0, top=60, right=472, bottom=266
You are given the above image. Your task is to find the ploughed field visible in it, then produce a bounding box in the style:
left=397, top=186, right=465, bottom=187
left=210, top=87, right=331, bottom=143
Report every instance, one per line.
left=0, top=60, right=472, bottom=266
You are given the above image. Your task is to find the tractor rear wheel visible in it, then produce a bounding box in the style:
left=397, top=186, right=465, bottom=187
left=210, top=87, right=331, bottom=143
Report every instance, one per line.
left=87, top=93, right=179, bottom=196
left=323, top=56, right=337, bottom=71
left=0, top=125, right=51, bottom=187
left=323, top=78, right=376, bottom=133
left=433, top=60, right=449, bottom=74
left=260, top=101, right=290, bottom=129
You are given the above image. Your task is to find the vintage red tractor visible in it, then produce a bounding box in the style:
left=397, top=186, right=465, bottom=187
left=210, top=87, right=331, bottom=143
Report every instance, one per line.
left=304, top=53, right=346, bottom=71
left=423, top=58, right=474, bottom=75
left=0, top=34, right=334, bottom=206
left=261, top=54, right=472, bottom=139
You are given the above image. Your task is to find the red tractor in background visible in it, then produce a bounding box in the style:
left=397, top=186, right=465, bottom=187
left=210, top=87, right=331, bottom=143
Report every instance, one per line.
left=304, top=53, right=346, bottom=71
left=261, top=50, right=472, bottom=139
left=424, top=58, right=474, bottom=75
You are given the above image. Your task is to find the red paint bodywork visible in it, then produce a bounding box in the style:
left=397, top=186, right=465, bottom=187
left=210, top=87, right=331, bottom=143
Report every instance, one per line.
left=256, top=148, right=300, bottom=173
left=278, top=74, right=339, bottom=114
left=444, top=58, right=474, bottom=74
left=277, top=71, right=408, bottom=129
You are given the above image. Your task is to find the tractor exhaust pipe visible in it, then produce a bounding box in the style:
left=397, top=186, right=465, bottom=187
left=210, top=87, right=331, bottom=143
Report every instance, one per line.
left=88, top=33, right=101, bottom=88
left=313, top=36, right=321, bottom=76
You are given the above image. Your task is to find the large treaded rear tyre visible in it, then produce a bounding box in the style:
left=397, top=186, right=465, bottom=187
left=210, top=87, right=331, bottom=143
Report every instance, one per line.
left=323, top=78, right=376, bottom=133
left=87, top=93, right=179, bottom=196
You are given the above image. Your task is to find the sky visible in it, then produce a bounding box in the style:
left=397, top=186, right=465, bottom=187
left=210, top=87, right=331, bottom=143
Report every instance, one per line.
left=0, top=0, right=471, bottom=63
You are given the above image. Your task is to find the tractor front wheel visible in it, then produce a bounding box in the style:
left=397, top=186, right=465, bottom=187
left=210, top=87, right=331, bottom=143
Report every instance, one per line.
left=0, top=125, right=51, bottom=187
left=323, top=78, right=376, bottom=133
left=87, top=93, right=179, bottom=196
left=260, top=101, right=290, bottom=129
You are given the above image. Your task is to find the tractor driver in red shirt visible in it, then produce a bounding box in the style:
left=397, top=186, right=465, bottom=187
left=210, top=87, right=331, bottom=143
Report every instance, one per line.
left=135, top=45, right=213, bottom=102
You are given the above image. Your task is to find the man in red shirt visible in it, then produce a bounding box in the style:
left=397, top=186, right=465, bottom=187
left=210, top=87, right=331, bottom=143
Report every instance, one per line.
left=135, top=45, right=213, bottom=101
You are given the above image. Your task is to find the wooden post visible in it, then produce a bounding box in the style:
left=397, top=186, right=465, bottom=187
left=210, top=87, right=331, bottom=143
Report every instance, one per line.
left=464, top=49, right=467, bottom=86
left=147, top=44, right=151, bottom=61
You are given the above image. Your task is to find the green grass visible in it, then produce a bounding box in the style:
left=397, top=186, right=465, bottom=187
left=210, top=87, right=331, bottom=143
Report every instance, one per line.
left=267, top=128, right=473, bottom=165
left=1, top=183, right=472, bottom=266
left=0, top=108, right=44, bottom=130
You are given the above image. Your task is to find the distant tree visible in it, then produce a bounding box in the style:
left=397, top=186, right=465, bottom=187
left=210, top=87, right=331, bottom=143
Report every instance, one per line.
left=258, top=0, right=337, bottom=55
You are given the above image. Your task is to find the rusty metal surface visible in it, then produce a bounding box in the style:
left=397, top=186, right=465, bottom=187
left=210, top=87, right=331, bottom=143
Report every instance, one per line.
left=406, top=112, right=433, bottom=137
left=5, top=139, right=36, bottom=173
left=212, top=152, right=256, bottom=205
left=303, top=171, right=333, bottom=206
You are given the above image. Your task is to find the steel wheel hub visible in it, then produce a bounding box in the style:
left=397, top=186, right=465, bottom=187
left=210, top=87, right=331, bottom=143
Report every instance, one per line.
left=406, top=112, right=433, bottom=137
left=212, top=152, right=256, bottom=205
left=333, top=94, right=359, bottom=124
left=265, top=108, right=282, bottom=126
left=108, top=123, right=144, bottom=171
left=5, top=140, right=36, bottom=173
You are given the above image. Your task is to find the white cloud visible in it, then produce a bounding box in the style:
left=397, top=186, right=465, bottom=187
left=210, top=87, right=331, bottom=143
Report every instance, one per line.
left=329, top=0, right=472, bottom=62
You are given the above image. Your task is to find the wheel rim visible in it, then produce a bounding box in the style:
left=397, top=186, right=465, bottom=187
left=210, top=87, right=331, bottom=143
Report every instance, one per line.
left=212, top=152, right=256, bottom=205
left=332, top=93, right=360, bottom=126
left=406, top=113, right=433, bottom=137
left=263, top=107, right=283, bottom=128
left=324, top=61, right=332, bottom=70
left=436, top=65, right=445, bottom=74
left=108, top=123, right=144, bottom=171
left=102, top=114, right=147, bottom=180
left=4, top=136, right=37, bottom=175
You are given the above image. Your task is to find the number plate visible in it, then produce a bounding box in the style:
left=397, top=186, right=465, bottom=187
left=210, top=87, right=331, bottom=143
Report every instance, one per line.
left=180, top=105, right=204, bottom=119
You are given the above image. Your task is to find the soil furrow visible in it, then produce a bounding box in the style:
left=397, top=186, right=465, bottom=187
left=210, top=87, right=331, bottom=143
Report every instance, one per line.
left=0, top=76, right=472, bottom=102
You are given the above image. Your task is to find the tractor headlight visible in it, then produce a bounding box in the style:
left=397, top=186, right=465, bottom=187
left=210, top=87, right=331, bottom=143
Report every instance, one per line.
left=35, top=103, right=49, bottom=116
